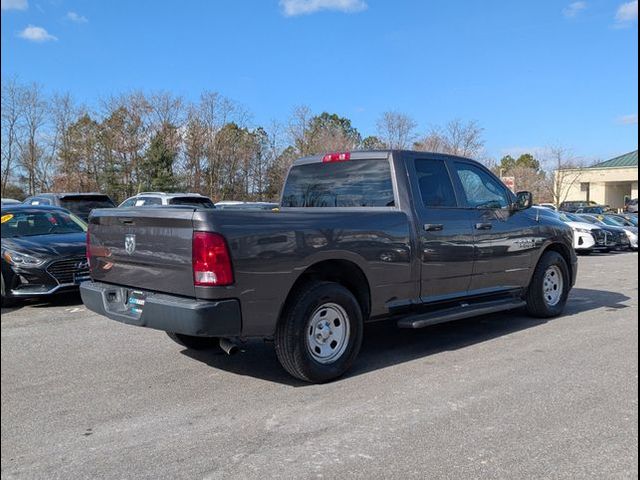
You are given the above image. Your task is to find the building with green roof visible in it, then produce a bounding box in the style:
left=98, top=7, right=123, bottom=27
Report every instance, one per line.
left=557, top=150, right=638, bottom=210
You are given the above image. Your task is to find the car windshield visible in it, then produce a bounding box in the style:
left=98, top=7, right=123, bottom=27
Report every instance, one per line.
left=579, top=215, right=600, bottom=225
left=60, top=196, right=115, bottom=217
left=600, top=216, right=630, bottom=227
left=624, top=216, right=638, bottom=226
left=562, top=213, right=584, bottom=223
left=1, top=210, right=87, bottom=238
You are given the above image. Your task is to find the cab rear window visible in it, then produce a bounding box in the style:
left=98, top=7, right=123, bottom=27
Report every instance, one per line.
left=281, top=159, right=394, bottom=208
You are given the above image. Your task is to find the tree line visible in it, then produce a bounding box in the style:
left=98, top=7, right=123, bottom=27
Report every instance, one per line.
left=1, top=78, right=581, bottom=204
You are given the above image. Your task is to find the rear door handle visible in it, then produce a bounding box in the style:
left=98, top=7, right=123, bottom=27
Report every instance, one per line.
left=424, top=223, right=444, bottom=232
left=475, top=222, right=493, bottom=230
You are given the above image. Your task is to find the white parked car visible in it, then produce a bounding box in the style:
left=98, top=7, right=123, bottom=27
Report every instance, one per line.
left=118, top=192, right=215, bottom=208
left=533, top=207, right=611, bottom=254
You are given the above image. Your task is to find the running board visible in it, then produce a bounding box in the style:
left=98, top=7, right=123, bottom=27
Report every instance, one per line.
left=397, top=298, right=526, bottom=329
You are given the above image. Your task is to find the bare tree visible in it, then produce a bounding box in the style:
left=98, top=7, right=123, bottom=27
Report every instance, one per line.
left=415, top=119, right=484, bottom=158
left=376, top=111, right=417, bottom=149
left=1, top=78, right=25, bottom=196
left=18, top=83, right=48, bottom=195
left=542, top=146, right=585, bottom=207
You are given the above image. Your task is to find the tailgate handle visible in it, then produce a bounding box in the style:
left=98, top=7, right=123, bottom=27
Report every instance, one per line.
left=120, top=218, right=135, bottom=225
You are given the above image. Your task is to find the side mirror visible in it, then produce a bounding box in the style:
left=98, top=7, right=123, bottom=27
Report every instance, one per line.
left=515, top=191, right=533, bottom=210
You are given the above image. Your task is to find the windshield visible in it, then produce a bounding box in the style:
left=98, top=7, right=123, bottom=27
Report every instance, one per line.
left=579, top=215, right=600, bottom=225
left=1, top=210, right=87, bottom=238
left=60, top=196, right=115, bottom=217
left=599, top=215, right=631, bottom=227
left=561, top=212, right=584, bottom=223
left=168, top=197, right=215, bottom=208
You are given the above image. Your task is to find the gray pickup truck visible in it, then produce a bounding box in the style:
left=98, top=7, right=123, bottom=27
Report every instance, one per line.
left=81, top=150, right=577, bottom=383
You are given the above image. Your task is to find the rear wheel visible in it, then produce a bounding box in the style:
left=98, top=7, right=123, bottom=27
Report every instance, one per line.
left=525, top=251, right=570, bottom=318
left=166, top=332, right=219, bottom=350
left=275, top=281, right=363, bottom=383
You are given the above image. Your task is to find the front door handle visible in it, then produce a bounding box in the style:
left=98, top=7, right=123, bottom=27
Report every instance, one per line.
left=424, top=223, right=444, bottom=232
left=475, top=222, right=493, bottom=230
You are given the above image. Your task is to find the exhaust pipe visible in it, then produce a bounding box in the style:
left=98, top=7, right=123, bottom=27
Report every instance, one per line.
left=219, top=338, right=239, bottom=355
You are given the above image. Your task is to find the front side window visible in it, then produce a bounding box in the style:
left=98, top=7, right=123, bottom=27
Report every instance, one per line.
left=281, top=159, right=394, bottom=208
left=415, top=159, right=457, bottom=207
left=454, top=162, right=510, bottom=209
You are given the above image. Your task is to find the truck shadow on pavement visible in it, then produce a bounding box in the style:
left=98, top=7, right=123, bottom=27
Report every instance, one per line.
left=182, top=287, right=631, bottom=387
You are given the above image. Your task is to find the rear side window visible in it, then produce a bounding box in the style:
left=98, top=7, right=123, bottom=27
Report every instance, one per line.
left=281, top=159, right=394, bottom=208
left=415, top=159, right=457, bottom=207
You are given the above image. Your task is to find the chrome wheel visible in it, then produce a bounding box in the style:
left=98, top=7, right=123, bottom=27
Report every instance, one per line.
left=306, top=302, right=350, bottom=364
left=542, top=265, right=564, bottom=307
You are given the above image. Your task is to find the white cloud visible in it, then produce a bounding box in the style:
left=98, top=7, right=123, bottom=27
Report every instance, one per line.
left=66, top=11, right=88, bottom=23
left=18, top=25, right=57, bottom=42
left=280, top=0, right=367, bottom=16
left=615, top=0, right=638, bottom=24
left=563, top=1, right=587, bottom=18
left=617, top=114, right=638, bottom=125
left=1, top=0, right=28, bottom=10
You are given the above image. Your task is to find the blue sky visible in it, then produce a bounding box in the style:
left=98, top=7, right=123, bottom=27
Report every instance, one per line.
left=1, top=0, right=638, bottom=162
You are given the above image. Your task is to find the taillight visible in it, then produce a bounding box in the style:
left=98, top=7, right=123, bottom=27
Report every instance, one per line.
left=192, top=232, right=234, bottom=286
left=322, top=152, right=350, bottom=163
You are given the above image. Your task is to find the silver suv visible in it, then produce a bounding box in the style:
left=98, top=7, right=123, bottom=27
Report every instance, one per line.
left=118, top=192, right=215, bottom=208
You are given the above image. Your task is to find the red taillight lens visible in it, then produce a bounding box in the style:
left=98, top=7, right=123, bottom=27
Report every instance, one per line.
left=192, top=232, right=234, bottom=286
left=322, top=152, right=350, bottom=163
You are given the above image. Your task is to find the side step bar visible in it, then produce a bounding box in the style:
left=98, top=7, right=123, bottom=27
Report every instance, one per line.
left=397, top=298, right=526, bottom=329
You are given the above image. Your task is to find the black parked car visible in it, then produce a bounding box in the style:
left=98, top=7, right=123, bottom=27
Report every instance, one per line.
left=1, top=205, right=89, bottom=306
left=575, top=205, right=612, bottom=214
left=559, top=200, right=598, bottom=212
left=23, top=193, right=115, bottom=222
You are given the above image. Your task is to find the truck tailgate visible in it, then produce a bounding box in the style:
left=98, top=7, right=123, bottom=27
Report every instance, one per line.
left=88, top=207, right=197, bottom=297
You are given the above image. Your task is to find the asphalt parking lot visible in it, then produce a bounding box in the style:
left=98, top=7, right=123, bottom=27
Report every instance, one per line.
left=1, top=252, right=638, bottom=479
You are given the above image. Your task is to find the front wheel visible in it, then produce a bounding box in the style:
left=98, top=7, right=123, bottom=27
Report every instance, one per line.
left=275, top=281, right=363, bottom=383
left=1, top=274, right=17, bottom=308
left=525, top=251, right=570, bottom=318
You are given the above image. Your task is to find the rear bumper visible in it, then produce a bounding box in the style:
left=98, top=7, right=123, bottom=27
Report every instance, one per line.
left=80, top=281, right=242, bottom=337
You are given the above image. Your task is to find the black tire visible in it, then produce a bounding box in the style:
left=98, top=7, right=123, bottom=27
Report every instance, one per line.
left=525, top=251, right=570, bottom=318
left=166, top=332, right=219, bottom=350
left=1, top=275, right=17, bottom=308
left=275, top=281, right=364, bottom=383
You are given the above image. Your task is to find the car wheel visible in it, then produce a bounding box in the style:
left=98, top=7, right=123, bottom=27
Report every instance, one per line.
left=525, top=251, right=570, bottom=318
left=166, top=332, right=219, bottom=350
left=275, top=281, right=363, bottom=383
left=1, top=274, right=17, bottom=308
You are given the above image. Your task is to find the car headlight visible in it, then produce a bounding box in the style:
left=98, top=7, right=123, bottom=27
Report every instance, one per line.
left=574, top=228, right=593, bottom=234
left=2, top=249, right=45, bottom=267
